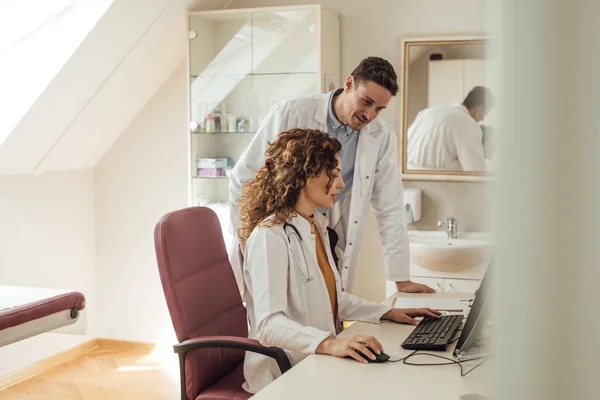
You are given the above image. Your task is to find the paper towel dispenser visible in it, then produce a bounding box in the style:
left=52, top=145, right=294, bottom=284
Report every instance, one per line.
left=404, top=188, right=422, bottom=223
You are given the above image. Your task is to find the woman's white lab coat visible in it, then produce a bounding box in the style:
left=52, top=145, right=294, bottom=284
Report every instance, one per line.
left=229, top=91, right=410, bottom=297
left=242, top=213, right=392, bottom=394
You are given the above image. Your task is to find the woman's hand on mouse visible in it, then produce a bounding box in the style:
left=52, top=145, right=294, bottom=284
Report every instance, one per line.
left=381, top=308, right=441, bottom=325
left=315, top=334, right=383, bottom=364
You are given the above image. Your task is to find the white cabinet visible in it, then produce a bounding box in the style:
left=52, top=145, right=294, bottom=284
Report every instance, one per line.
left=251, top=10, right=319, bottom=74
left=428, top=60, right=464, bottom=108
left=463, top=59, right=489, bottom=96
left=411, top=277, right=444, bottom=293
left=428, top=59, right=495, bottom=107
left=412, top=277, right=481, bottom=294
left=386, top=276, right=482, bottom=297
left=187, top=5, right=339, bottom=244
left=427, top=58, right=498, bottom=127
left=443, top=278, right=481, bottom=293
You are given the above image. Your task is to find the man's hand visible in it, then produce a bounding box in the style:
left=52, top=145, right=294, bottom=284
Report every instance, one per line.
left=381, top=308, right=441, bottom=325
left=395, top=280, right=436, bottom=293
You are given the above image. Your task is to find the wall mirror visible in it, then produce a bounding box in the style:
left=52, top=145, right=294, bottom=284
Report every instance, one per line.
left=400, top=37, right=497, bottom=181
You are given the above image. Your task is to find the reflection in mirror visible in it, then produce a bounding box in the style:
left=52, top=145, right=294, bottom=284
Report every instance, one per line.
left=401, top=39, right=497, bottom=178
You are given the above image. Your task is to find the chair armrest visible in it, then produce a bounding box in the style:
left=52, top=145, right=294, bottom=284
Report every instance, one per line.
left=174, top=335, right=292, bottom=374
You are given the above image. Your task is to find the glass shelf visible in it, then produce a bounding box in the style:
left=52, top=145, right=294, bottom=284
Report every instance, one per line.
left=189, top=5, right=325, bottom=216
left=190, top=71, right=317, bottom=79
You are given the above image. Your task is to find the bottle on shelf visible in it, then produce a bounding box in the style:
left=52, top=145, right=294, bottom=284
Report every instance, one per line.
left=227, top=114, right=237, bottom=132
left=237, top=118, right=247, bottom=133
left=213, top=103, right=222, bottom=132
left=205, top=113, right=215, bottom=133
left=221, top=112, right=229, bottom=133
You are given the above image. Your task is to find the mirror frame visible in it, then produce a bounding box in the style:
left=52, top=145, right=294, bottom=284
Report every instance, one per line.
left=399, top=36, right=492, bottom=182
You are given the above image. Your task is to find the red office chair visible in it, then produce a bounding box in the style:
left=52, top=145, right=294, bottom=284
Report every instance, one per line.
left=154, top=206, right=291, bottom=400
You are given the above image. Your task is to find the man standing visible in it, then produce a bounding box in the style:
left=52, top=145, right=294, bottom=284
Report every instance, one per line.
left=229, top=57, right=434, bottom=296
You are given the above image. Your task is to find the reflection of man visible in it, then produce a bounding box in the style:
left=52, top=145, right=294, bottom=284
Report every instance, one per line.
left=406, top=86, right=495, bottom=171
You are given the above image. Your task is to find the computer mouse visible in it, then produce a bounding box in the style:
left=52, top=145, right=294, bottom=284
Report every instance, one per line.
left=460, top=394, right=490, bottom=400
left=355, top=348, right=390, bottom=363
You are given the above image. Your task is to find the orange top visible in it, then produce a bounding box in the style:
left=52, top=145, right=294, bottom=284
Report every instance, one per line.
left=309, top=216, right=338, bottom=322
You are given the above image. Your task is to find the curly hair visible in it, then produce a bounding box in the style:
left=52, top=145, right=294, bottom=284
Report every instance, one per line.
left=238, top=129, right=342, bottom=246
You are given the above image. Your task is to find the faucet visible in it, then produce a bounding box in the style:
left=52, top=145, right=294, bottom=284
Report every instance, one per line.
left=437, top=217, right=458, bottom=239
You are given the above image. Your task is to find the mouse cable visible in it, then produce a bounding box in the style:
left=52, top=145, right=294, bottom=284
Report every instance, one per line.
left=402, top=352, right=490, bottom=377
left=387, top=350, right=418, bottom=363
left=388, top=328, right=463, bottom=362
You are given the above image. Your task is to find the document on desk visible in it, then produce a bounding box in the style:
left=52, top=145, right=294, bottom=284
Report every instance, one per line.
left=392, top=297, right=473, bottom=312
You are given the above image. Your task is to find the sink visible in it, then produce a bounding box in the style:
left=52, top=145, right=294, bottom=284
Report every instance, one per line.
left=408, top=231, right=493, bottom=272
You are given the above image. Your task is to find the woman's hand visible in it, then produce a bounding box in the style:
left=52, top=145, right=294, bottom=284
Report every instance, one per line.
left=381, top=308, right=441, bottom=325
left=315, top=334, right=384, bottom=364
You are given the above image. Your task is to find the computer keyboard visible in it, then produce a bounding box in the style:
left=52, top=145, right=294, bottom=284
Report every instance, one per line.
left=401, top=314, right=463, bottom=351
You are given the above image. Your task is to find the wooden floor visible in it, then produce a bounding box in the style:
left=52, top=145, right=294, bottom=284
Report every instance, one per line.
left=0, top=346, right=181, bottom=399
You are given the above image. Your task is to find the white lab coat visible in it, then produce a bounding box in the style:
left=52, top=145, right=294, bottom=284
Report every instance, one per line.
left=229, top=91, right=411, bottom=296
left=242, top=213, right=392, bottom=394
left=406, top=103, right=485, bottom=171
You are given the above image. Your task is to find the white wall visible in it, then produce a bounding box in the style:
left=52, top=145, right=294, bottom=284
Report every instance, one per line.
left=0, top=171, right=96, bottom=376
left=94, top=62, right=189, bottom=344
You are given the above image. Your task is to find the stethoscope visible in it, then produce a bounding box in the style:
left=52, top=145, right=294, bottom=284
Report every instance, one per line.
left=283, top=222, right=314, bottom=281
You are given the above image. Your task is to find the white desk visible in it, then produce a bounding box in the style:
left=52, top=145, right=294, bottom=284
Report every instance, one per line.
left=252, top=292, right=492, bottom=400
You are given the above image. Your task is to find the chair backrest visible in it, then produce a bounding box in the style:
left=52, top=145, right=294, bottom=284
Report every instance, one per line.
left=154, top=206, right=248, bottom=399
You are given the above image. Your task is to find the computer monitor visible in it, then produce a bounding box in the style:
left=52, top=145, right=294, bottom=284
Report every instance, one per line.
left=454, top=260, right=494, bottom=358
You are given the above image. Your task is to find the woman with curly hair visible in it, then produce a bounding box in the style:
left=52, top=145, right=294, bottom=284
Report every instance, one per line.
left=239, top=129, right=439, bottom=394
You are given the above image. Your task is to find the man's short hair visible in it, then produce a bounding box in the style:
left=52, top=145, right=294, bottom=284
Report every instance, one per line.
left=351, top=57, right=399, bottom=96
left=463, top=86, right=495, bottom=110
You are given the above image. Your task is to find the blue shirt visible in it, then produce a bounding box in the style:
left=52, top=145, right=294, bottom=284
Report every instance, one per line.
left=326, top=89, right=359, bottom=202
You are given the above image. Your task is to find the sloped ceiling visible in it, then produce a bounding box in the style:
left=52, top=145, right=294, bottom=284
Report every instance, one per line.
left=0, top=0, right=212, bottom=175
